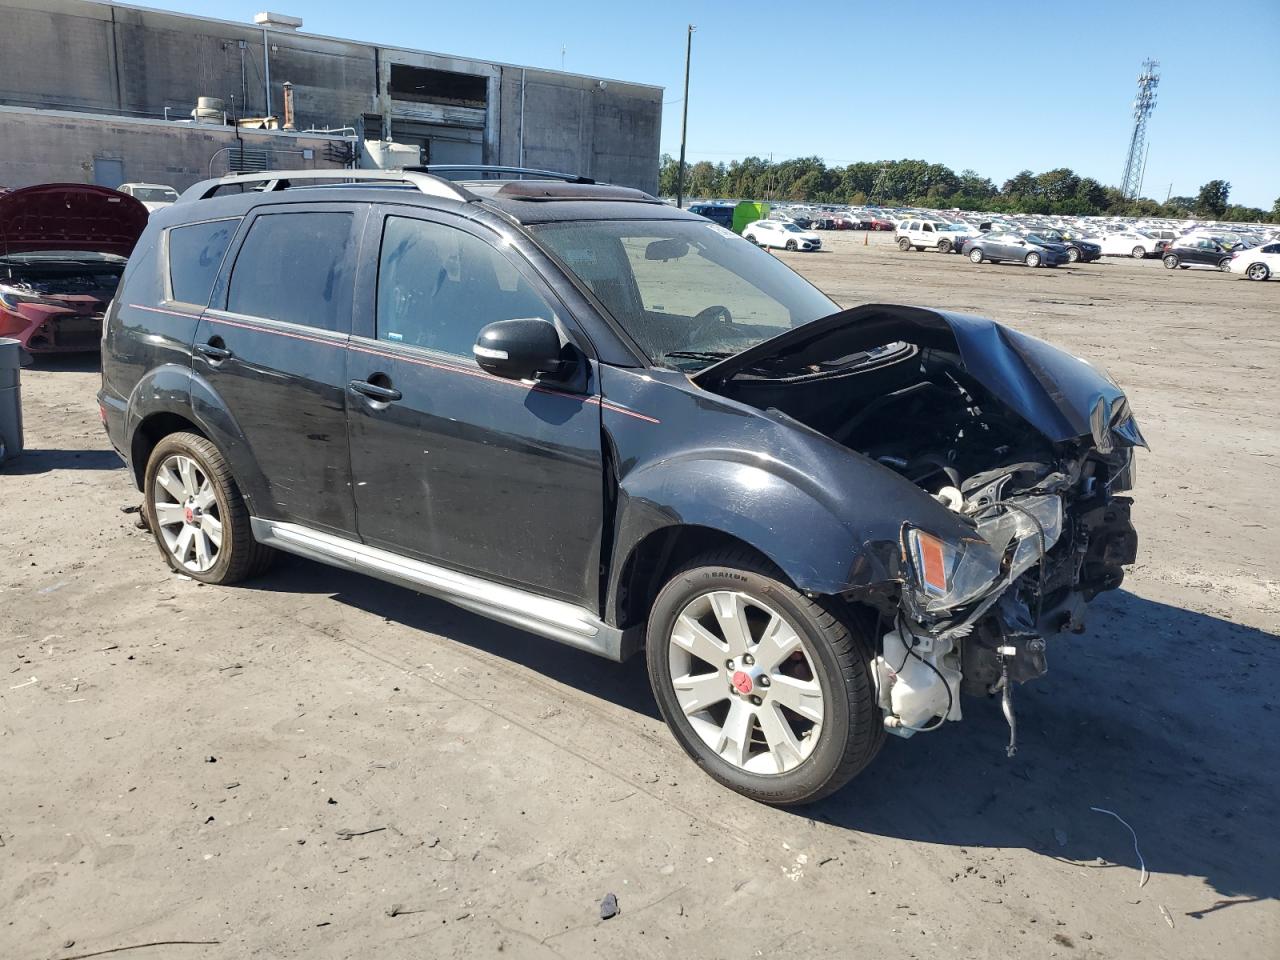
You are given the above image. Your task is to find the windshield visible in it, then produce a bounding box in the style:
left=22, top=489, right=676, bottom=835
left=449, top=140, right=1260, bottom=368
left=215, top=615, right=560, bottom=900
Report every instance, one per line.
left=530, top=219, right=839, bottom=371
left=129, top=187, right=177, bottom=202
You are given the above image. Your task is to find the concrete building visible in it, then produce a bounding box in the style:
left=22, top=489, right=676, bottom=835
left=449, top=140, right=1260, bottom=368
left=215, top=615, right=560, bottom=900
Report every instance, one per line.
left=0, top=0, right=663, bottom=192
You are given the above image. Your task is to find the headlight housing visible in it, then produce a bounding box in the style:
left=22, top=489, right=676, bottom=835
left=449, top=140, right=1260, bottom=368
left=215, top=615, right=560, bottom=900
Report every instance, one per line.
left=0, top=284, right=61, bottom=311
left=904, top=495, right=1064, bottom=617
left=905, top=527, right=1003, bottom=615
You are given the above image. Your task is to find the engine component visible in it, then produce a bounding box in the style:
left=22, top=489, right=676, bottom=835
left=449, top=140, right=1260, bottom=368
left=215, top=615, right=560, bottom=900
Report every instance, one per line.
left=873, top=623, right=961, bottom=738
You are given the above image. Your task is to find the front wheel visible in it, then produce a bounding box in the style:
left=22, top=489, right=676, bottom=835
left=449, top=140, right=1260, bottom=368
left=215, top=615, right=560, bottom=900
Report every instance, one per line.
left=785, top=240, right=798, bottom=251
left=968, top=248, right=984, bottom=263
left=1163, top=254, right=1179, bottom=270
left=143, top=431, right=275, bottom=585
left=1025, top=251, right=1042, bottom=268
left=646, top=550, right=883, bottom=805
left=1218, top=258, right=1233, bottom=272
left=1067, top=247, right=1081, bottom=263
left=1247, top=262, right=1270, bottom=281
left=1132, top=246, right=1147, bottom=259
left=897, top=237, right=912, bottom=251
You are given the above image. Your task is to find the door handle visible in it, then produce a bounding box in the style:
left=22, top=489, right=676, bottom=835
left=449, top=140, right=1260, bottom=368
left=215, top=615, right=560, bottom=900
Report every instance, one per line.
left=349, top=378, right=402, bottom=403
left=195, top=341, right=232, bottom=362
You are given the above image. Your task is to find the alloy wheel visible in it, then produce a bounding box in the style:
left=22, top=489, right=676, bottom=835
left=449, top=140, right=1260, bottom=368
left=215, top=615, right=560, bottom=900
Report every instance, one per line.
left=1247, top=263, right=1269, bottom=281
left=152, top=453, right=223, bottom=573
left=667, top=590, right=824, bottom=775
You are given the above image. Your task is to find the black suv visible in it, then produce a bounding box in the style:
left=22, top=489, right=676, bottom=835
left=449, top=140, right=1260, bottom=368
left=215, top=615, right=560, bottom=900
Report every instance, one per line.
left=100, top=167, right=1142, bottom=805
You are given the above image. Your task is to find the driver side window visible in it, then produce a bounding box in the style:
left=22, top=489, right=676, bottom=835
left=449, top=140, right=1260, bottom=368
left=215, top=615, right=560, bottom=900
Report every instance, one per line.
left=376, top=216, right=555, bottom=358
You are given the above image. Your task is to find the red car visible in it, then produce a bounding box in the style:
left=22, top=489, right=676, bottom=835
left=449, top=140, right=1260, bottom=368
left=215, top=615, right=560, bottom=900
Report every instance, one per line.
left=0, top=184, right=147, bottom=354
left=869, top=216, right=895, bottom=231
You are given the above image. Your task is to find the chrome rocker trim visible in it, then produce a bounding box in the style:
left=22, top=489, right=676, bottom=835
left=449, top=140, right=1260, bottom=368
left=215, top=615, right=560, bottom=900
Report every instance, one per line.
left=250, top=518, right=631, bottom=661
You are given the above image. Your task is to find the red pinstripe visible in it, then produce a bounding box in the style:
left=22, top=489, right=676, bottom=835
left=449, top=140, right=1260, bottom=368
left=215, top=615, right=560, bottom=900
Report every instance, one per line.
left=127, top=304, right=660, bottom=425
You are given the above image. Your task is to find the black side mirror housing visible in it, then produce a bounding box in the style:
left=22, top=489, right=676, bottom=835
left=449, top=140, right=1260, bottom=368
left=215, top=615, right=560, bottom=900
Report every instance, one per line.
left=474, top=317, right=571, bottom=383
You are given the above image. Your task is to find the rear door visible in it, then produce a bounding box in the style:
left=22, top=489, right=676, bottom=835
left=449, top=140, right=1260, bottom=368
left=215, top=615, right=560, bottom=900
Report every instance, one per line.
left=193, top=203, right=364, bottom=535
left=345, top=207, right=605, bottom=606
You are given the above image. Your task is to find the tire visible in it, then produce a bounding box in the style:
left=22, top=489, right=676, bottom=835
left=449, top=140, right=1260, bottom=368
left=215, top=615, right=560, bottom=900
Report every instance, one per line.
left=1163, top=254, right=1179, bottom=270
left=937, top=239, right=952, bottom=254
left=785, top=240, right=797, bottom=251
left=745, top=234, right=757, bottom=245
left=968, top=248, right=984, bottom=263
left=1131, top=246, right=1146, bottom=259
left=142, top=431, right=275, bottom=585
left=897, top=237, right=912, bottom=251
left=1067, top=247, right=1081, bottom=263
left=645, top=548, right=883, bottom=806
left=1025, top=251, right=1041, bottom=268
left=1218, top=258, right=1233, bottom=272
left=1247, top=263, right=1270, bottom=281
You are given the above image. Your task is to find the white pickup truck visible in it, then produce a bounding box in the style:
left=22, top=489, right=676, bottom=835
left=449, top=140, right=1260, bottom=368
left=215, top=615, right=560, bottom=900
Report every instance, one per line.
left=896, top=219, right=977, bottom=254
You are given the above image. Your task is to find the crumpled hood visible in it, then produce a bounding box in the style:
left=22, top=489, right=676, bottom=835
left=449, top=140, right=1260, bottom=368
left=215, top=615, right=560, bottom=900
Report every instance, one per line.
left=693, top=303, right=1146, bottom=452
left=0, top=184, right=148, bottom=257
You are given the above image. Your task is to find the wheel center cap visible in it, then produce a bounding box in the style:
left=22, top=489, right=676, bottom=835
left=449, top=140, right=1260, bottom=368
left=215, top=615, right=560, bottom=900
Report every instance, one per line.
left=184, top=504, right=196, bottom=524
left=731, top=670, right=753, bottom=695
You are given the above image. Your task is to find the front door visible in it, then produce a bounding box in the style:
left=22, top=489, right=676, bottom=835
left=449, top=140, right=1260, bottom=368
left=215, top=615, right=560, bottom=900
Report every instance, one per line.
left=345, top=209, right=604, bottom=607
left=192, top=204, right=363, bottom=535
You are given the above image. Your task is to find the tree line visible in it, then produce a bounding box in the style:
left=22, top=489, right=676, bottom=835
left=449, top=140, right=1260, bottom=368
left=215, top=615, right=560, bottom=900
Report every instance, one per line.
left=658, top=155, right=1279, bottom=223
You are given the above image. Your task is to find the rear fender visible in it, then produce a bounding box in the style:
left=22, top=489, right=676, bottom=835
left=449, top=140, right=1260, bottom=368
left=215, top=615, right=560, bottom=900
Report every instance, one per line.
left=124, top=364, right=268, bottom=508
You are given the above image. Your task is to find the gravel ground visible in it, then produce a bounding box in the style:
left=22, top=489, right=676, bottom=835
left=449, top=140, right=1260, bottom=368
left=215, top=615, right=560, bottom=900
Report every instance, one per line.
left=2, top=231, right=1277, bottom=959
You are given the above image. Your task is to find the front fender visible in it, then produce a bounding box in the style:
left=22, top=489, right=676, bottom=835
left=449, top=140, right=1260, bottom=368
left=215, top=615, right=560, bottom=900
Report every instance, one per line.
left=125, top=364, right=268, bottom=510
left=606, top=427, right=975, bottom=613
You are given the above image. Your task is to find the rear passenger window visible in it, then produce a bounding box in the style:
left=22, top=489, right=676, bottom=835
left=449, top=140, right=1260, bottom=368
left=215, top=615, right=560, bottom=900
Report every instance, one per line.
left=227, top=212, right=353, bottom=331
left=376, top=216, right=554, bottom=358
left=168, top=219, right=238, bottom=306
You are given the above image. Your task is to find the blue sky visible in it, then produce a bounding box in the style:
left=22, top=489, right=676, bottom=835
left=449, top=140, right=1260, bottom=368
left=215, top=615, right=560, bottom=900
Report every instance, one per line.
left=150, top=0, right=1279, bottom=207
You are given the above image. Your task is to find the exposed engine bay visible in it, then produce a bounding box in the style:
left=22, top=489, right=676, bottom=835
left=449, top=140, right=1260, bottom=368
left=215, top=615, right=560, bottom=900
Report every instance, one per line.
left=0, top=254, right=126, bottom=352
left=701, top=305, right=1143, bottom=755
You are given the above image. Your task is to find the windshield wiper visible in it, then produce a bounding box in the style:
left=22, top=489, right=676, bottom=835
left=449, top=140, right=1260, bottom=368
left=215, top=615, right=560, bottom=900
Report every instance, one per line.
left=663, top=350, right=735, bottom=362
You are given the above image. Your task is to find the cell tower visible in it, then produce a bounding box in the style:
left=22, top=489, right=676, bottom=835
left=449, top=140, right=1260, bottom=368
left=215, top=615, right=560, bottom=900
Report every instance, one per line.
left=1120, top=59, right=1160, bottom=200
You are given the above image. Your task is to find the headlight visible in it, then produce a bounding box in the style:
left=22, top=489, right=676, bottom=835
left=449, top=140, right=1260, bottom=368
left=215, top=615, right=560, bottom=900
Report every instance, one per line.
left=905, top=527, right=1003, bottom=614
left=905, top=495, right=1064, bottom=616
left=0, top=284, right=60, bottom=310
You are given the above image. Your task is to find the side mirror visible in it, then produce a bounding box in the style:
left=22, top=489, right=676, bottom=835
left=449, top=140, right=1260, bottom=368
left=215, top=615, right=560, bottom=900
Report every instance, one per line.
left=473, top=317, right=570, bottom=382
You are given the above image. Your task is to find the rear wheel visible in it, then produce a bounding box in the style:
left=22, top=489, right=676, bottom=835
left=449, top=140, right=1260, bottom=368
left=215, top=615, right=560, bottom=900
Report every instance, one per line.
left=143, top=432, right=274, bottom=585
left=1025, top=251, right=1042, bottom=268
left=937, top=239, right=952, bottom=254
left=969, top=248, right=984, bottom=263
left=1163, top=254, right=1179, bottom=269
left=1131, top=246, right=1147, bottom=259
left=1246, top=262, right=1270, bottom=281
left=897, top=237, right=912, bottom=251
left=646, top=550, right=883, bottom=805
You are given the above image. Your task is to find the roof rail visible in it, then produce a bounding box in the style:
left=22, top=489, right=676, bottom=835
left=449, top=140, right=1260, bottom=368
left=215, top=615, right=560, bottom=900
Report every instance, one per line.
left=411, top=164, right=596, bottom=185
left=177, top=168, right=473, bottom=203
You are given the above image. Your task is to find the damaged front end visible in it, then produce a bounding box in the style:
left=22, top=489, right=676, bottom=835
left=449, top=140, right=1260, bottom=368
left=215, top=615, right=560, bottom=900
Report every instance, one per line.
left=695, top=303, right=1143, bottom=754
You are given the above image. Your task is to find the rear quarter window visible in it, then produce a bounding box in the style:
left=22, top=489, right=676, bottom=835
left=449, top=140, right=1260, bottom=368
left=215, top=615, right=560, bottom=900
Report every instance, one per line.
left=167, top=218, right=240, bottom=306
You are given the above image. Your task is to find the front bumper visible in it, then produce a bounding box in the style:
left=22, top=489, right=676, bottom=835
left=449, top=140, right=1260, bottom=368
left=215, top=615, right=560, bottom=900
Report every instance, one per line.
left=1, top=305, right=104, bottom=353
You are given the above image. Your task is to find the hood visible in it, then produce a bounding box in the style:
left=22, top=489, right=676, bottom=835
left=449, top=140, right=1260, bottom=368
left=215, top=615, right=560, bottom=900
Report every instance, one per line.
left=693, top=303, right=1146, bottom=453
left=0, top=184, right=149, bottom=257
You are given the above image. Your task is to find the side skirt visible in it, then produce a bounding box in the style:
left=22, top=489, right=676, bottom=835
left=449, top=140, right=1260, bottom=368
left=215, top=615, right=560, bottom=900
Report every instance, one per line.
left=250, top=518, right=635, bottom=661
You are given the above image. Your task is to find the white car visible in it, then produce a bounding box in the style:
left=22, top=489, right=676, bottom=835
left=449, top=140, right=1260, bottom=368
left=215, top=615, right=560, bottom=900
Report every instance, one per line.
left=1228, top=241, right=1280, bottom=281
left=895, top=219, right=973, bottom=254
left=743, top=219, right=822, bottom=252
left=1093, top=230, right=1165, bottom=259
left=117, top=182, right=179, bottom=212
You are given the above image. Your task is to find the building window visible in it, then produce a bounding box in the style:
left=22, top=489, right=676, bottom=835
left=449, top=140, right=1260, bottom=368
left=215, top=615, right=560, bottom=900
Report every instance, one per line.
left=388, top=65, right=487, bottom=108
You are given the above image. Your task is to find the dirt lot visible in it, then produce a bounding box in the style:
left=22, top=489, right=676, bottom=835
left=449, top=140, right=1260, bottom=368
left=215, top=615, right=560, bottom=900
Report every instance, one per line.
left=3, top=232, right=1277, bottom=960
